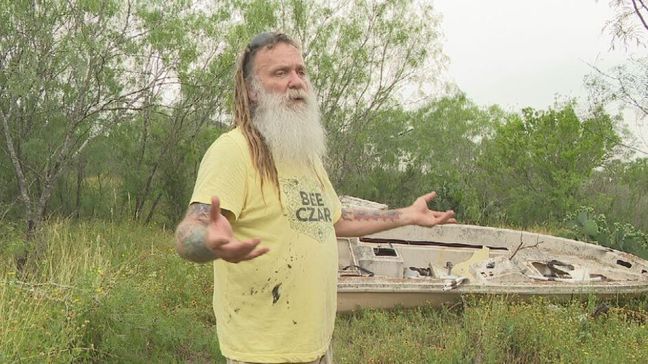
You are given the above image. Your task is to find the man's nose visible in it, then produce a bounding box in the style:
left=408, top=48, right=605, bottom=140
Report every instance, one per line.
left=287, top=71, right=305, bottom=90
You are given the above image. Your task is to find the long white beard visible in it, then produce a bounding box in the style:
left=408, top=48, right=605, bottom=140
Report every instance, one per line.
left=251, top=81, right=326, bottom=169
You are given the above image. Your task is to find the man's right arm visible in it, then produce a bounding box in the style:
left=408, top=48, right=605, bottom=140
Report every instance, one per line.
left=175, top=203, right=218, bottom=263
left=174, top=197, right=269, bottom=264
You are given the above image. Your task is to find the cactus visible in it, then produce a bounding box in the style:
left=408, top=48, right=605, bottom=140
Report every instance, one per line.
left=564, top=207, right=648, bottom=259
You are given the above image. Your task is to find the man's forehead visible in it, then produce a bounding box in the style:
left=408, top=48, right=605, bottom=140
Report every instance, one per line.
left=254, top=43, right=305, bottom=70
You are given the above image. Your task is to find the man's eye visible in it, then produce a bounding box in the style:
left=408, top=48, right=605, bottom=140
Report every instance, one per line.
left=275, top=70, right=287, bottom=76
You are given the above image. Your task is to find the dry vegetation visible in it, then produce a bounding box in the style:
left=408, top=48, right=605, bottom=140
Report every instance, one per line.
left=1, top=221, right=646, bottom=363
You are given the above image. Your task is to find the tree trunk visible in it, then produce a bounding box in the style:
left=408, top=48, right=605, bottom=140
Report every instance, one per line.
left=75, top=157, right=85, bottom=219
left=145, top=192, right=163, bottom=224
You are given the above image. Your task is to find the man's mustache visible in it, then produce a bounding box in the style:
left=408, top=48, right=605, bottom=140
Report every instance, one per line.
left=285, top=89, right=310, bottom=103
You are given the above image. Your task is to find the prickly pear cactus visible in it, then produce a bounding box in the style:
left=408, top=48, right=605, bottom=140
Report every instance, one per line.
left=564, top=207, right=648, bottom=259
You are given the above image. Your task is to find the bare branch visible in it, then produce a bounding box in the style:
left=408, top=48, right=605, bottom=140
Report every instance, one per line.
left=0, top=102, right=32, bottom=214
left=632, top=0, right=648, bottom=31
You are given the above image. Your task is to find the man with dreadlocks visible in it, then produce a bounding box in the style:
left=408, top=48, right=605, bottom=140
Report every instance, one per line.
left=175, top=32, right=456, bottom=363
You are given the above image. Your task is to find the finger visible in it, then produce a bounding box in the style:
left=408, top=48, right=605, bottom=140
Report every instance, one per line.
left=240, top=238, right=262, bottom=249
left=208, top=233, right=229, bottom=248
left=430, top=208, right=453, bottom=218
left=431, top=211, right=445, bottom=218
left=421, top=191, right=437, bottom=203
left=437, top=211, right=455, bottom=224
left=210, top=196, right=221, bottom=223
left=241, top=246, right=270, bottom=261
left=219, top=238, right=262, bottom=260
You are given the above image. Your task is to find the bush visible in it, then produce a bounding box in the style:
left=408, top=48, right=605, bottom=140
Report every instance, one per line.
left=562, top=206, right=648, bottom=259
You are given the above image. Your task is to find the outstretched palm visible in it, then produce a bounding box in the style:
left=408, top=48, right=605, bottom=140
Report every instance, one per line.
left=206, top=196, right=269, bottom=263
left=408, top=192, right=457, bottom=227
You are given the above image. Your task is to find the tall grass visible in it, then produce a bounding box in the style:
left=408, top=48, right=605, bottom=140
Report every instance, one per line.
left=1, top=220, right=647, bottom=363
left=334, top=296, right=648, bottom=363
left=0, top=220, right=221, bottom=363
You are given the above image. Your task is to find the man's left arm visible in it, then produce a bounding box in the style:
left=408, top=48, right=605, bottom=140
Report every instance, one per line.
left=333, top=192, right=456, bottom=237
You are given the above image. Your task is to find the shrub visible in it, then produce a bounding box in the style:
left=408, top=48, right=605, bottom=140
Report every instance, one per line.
left=562, top=206, right=648, bottom=259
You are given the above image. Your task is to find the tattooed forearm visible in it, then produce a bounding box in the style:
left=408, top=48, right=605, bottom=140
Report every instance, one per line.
left=187, top=203, right=211, bottom=223
left=175, top=222, right=217, bottom=263
left=175, top=203, right=217, bottom=263
left=341, top=208, right=402, bottom=222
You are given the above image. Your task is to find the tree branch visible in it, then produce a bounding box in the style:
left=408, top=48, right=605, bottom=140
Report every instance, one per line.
left=632, top=0, right=648, bottom=31
left=0, top=102, right=32, bottom=216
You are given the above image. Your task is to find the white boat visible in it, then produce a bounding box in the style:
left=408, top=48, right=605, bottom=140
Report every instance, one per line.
left=337, top=223, right=648, bottom=312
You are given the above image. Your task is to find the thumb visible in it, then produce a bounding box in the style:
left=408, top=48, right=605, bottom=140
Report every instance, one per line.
left=421, top=192, right=437, bottom=203
left=210, top=196, right=221, bottom=223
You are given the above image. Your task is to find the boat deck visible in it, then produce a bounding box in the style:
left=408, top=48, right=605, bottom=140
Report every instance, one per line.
left=337, top=224, right=648, bottom=311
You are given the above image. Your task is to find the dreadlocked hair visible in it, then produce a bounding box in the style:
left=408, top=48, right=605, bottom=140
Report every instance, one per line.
left=233, top=64, right=278, bottom=194
left=233, top=32, right=300, bottom=196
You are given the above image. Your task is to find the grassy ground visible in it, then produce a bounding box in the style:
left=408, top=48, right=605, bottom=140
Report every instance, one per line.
left=1, top=220, right=646, bottom=363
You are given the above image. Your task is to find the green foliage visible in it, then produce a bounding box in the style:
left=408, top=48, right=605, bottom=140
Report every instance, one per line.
left=2, top=0, right=244, bottom=226
left=336, top=93, right=503, bottom=221
left=0, top=0, right=197, bottom=233
left=579, top=158, right=648, bottom=231
left=104, top=110, right=223, bottom=225
left=334, top=296, right=648, bottom=363
left=0, top=220, right=223, bottom=363
left=2, top=221, right=648, bottom=362
left=403, top=95, right=502, bottom=219
left=297, top=0, right=446, bottom=186
left=0, top=0, right=644, bottom=275
left=475, top=103, right=619, bottom=226
left=0, top=222, right=26, bottom=262
left=2, top=0, right=448, bottom=228
left=562, top=206, right=648, bottom=259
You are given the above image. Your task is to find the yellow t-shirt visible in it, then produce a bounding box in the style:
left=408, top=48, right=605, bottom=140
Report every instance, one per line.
left=190, top=128, right=342, bottom=363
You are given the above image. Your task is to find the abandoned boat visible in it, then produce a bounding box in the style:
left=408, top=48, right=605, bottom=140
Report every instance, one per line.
left=336, top=223, right=648, bottom=312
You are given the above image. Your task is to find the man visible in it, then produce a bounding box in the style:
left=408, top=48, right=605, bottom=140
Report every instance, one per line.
left=175, top=32, right=456, bottom=364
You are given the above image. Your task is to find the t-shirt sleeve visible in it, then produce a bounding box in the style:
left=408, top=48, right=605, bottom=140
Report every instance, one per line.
left=190, top=134, right=247, bottom=220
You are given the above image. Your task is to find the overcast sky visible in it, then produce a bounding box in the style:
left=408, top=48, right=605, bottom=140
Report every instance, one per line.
left=433, top=0, right=647, bottom=154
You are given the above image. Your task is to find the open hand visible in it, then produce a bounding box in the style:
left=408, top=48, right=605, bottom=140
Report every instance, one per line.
left=407, top=192, right=456, bottom=227
left=206, top=196, right=269, bottom=263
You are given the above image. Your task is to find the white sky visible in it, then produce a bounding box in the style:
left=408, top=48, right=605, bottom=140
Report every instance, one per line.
left=433, top=0, right=647, bottom=156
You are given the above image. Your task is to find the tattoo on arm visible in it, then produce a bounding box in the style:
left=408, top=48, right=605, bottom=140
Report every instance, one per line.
left=186, top=203, right=211, bottom=223
left=175, top=203, right=217, bottom=263
left=341, top=208, right=401, bottom=222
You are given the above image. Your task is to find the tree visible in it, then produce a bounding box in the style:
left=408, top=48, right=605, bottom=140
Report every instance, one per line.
left=605, top=0, right=648, bottom=48
left=0, top=0, right=170, bottom=257
left=401, top=94, right=502, bottom=218
left=586, top=1, right=648, bottom=158
left=275, top=0, right=447, bottom=186
left=335, top=93, right=503, bottom=220
left=476, top=104, right=620, bottom=226
left=1, top=0, right=450, bottom=241
left=112, top=3, right=237, bottom=224
left=579, top=157, right=648, bottom=230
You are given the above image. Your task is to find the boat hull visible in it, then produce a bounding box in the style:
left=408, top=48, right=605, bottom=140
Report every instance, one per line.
left=336, top=224, right=648, bottom=312
left=338, top=279, right=648, bottom=312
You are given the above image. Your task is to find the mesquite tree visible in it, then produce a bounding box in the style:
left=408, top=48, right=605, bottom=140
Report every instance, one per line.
left=0, top=0, right=167, bottom=247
